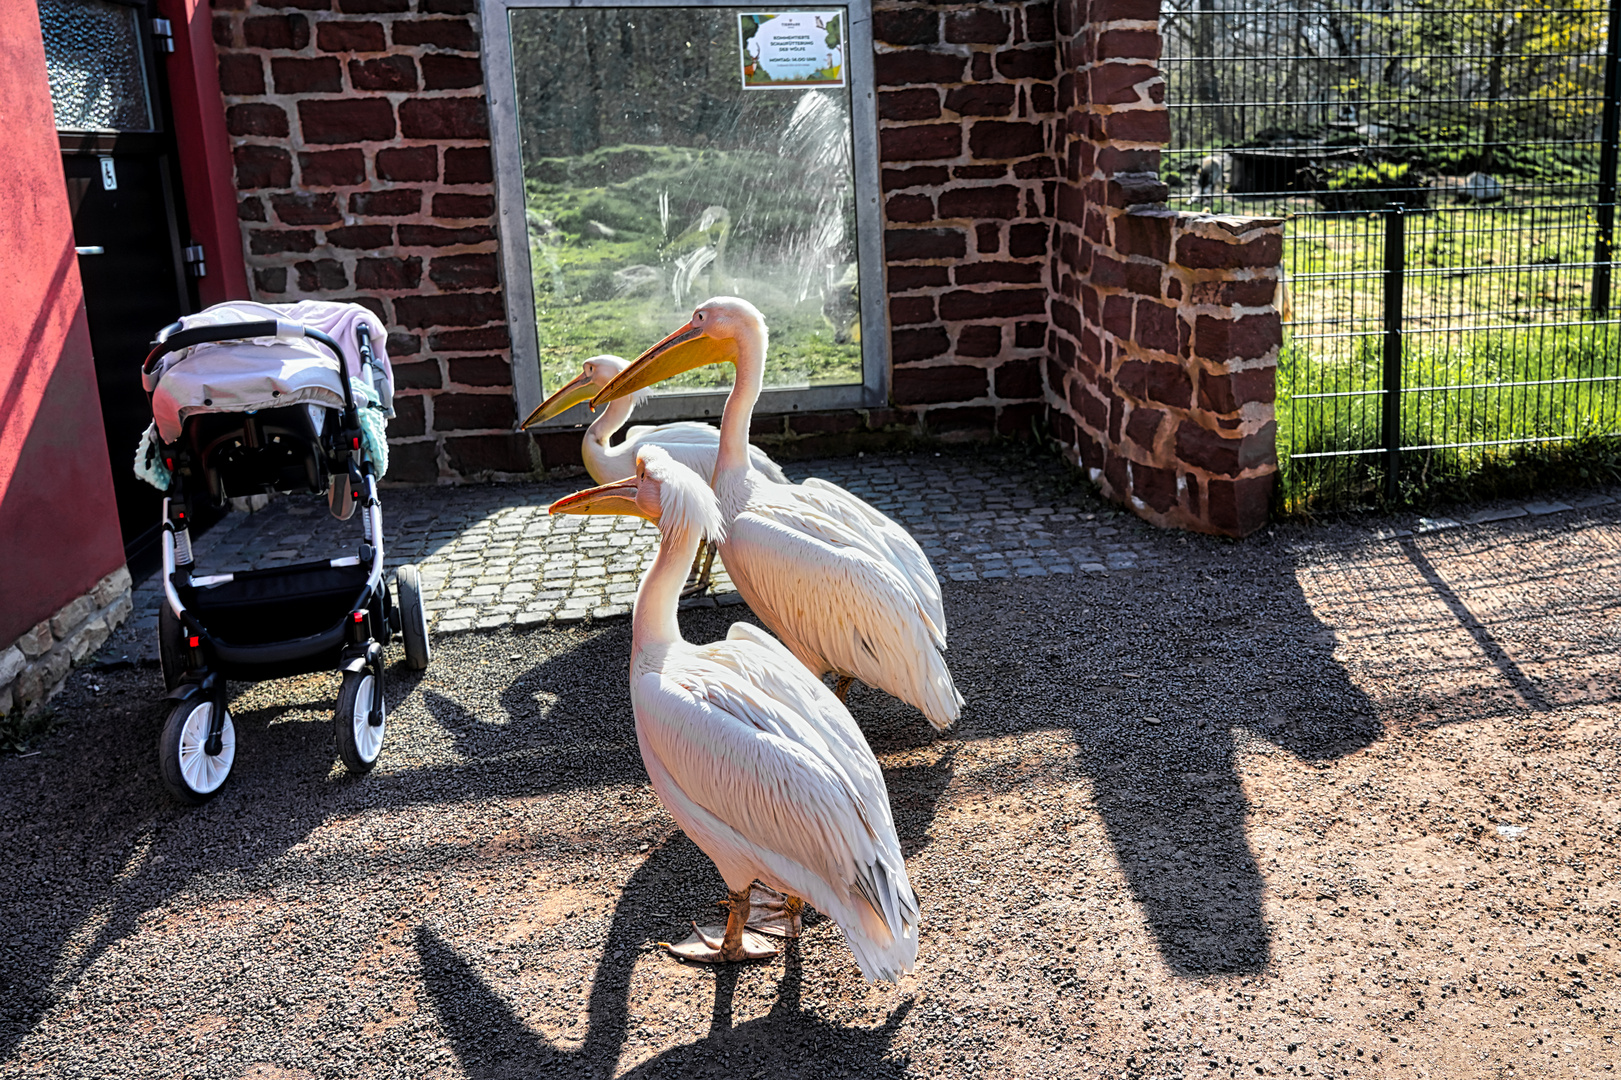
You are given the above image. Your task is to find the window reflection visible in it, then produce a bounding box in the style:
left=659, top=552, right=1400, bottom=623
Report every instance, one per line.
left=508, top=6, right=861, bottom=396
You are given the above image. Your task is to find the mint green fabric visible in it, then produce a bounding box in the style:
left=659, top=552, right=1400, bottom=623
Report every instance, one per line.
left=352, top=378, right=389, bottom=479
left=133, top=422, right=171, bottom=491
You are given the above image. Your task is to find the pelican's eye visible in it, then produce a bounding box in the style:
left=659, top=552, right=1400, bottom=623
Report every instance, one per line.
left=693, top=310, right=705, bottom=323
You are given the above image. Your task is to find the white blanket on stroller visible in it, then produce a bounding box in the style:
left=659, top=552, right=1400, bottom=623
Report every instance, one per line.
left=146, top=300, right=396, bottom=443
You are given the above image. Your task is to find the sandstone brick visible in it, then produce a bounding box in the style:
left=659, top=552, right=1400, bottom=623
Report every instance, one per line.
left=422, top=54, right=485, bottom=91
left=250, top=229, right=316, bottom=254
left=893, top=365, right=988, bottom=406
left=433, top=193, right=494, bottom=218
left=399, top=97, right=488, bottom=140
left=234, top=144, right=292, bottom=188
left=874, top=8, right=938, bottom=45
left=955, top=324, right=1002, bottom=359
left=255, top=266, right=288, bottom=293
left=882, top=165, right=950, bottom=191
left=879, top=89, right=941, bottom=122
left=393, top=359, right=441, bottom=389
left=954, top=261, right=1043, bottom=286
left=1125, top=406, right=1164, bottom=453
left=92, top=567, right=131, bottom=608
left=244, top=14, right=308, bottom=49
left=891, top=326, right=951, bottom=363
left=945, top=84, right=1017, bottom=118
left=1193, top=312, right=1282, bottom=362
left=434, top=393, right=515, bottom=431
left=392, top=18, right=478, bottom=51
left=445, top=434, right=532, bottom=475
left=49, top=595, right=94, bottom=640
left=1106, top=109, right=1171, bottom=145
left=1115, top=213, right=1171, bottom=262
left=386, top=440, right=440, bottom=483
left=377, top=146, right=437, bottom=181
left=945, top=7, right=1010, bottom=44
left=976, top=223, right=1000, bottom=253
left=1205, top=473, right=1275, bottom=536
left=398, top=224, right=496, bottom=247
left=350, top=189, right=421, bottom=216
left=16, top=621, right=52, bottom=661
left=447, top=355, right=511, bottom=386
left=394, top=292, right=504, bottom=328
left=875, top=50, right=965, bottom=87
left=1175, top=232, right=1283, bottom=271
left=1026, top=1, right=1056, bottom=41
left=349, top=55, right=417, bottom=91
left=226, top=103, right=288, bottom=138
left=1008, top=222, right=1048, bottom=258
left=1097, top=28, right=1161, bottom=62
left=1094, top=0, right=1161, bottom=20
left=271, top=56, right=342, bottom=94
left=272, top=192, right=342, bottom=225
left=972, top=52, right=992, bottom=81
left=969, top=121, right=1044, bottom=160
left=890, top=295, right=936, bottom=326
left=885, top=228, right=966, bottom=261
left=888, top=265, right=950, bottom=291
left=1090, top=63, right=1158, bottom=106
left=429, top=253, right=500, bottom=290
left=295, top=258, right=348, bottom=291
left=996, top=355, right=1043, bottom=397
left=355, top=256, right=422, bottom=290
left=938, top=288, right=1047, bottom=321
left=218, top=53, right=265, bottom=95
left=326, top=224, right=393, bottom=249
left=886, top=193, right=935, bottom=223
left=391, top=395, right=426, bottom=437
left=1101, top=294, right=1133, bottom=340
left=444, top=147, right=492, bottom=184
left=880, top=124, right=960, bottom=162
left=955, top=164, right=1007, bottom=181
left=938, top=185, right=1021, bottom=219
left=1199, top=367, right=1277, bottom=413
left=0, top=646, right=24, bottom=688
left=213, top=12, right=234, bottom=47
left=928, top=405, right=996, bottom=433
left=239, top=196, right=266, bottom=222
left=1135, top=300, right=1179, bottom=354
left=1017, top=321, right=1045, bottom=348
left=430, top=326, right=509, bottom=351
left=422, top=0, right=474, bottom=9
left=1132, top=461, right=1180, bottom=513
left=299, top=98, right=395, bottom=143
left=995, top=46, right=1056, bottom=81
left=1175, top=420, right=1275, bottom=477
left=1188, top=277, right=1281, bottom=307
left=299, top=149, right=365, bottom=186
left=388, top=330, right=421, bottom=356
left=339, top=0, right=407, bottom=11
left=316, top=20, right=385, bottom=52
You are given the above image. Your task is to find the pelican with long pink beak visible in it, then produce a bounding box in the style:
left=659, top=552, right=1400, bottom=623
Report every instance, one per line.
left=521, top=353, right=787, bottom=593
left=549, top=446, right=920, bottom=981
left=591, top=297, right=963, bottom=731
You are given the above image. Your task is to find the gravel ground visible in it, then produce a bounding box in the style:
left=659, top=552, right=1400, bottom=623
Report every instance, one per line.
left=2, top=462, right=1618, bottom=1079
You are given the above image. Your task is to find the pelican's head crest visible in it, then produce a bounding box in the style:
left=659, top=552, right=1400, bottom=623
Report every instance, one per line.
left=635, top=446, right=725, bottom=544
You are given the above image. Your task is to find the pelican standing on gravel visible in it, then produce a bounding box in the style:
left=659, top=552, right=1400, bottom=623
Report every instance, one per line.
left=520, top=353, right=788, bottom=593
left=592, top=297, right=963, bottom=731
left=549, top=446, right=920, bottom=981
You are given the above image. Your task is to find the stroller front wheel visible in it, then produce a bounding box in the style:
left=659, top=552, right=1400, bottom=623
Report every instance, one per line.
left=159, top=698, right=236, bottom=804
left=335, top=668, right=385, bottom=774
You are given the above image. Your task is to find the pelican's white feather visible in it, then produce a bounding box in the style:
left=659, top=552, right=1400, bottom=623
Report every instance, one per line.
left=636, top=445, right=725, bottom=545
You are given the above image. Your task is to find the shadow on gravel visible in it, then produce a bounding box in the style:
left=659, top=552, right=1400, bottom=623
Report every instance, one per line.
left=946, top=557, right=1382, bottom=977
left=417, top=832, right=915, bottom=1078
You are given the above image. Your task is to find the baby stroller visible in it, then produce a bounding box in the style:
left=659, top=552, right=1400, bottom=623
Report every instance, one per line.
left=138, top=301, right=432, bottom=804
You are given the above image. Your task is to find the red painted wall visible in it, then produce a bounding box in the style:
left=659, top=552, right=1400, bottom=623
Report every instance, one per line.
left=0, top=4, right=128, bottom=646
left=160, top=0, right=250, bottom=306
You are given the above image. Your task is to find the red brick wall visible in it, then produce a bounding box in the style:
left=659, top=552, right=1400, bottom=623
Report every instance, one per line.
left=1045, top=0, right=1282, bottom=536
left=872, top=0, right=1060, bottom=440
left=210, top=0, right=527, bottom=483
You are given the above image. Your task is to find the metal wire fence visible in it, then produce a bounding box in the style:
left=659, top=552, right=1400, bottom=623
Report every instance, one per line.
left=1160, top=0, right=1621, bottom=512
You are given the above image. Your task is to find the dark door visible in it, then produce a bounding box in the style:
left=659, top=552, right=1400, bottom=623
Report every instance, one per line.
left=39, top=0, right=201, bottom=574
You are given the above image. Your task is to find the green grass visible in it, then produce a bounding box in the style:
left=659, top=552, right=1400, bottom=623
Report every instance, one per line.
left=522, top=144, right=862, bottom=396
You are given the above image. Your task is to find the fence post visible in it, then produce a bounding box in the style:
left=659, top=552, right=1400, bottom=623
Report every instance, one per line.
left=1382, top=206, right=1405, bottom=503
left=1594, top=0, right=1621, bottom=314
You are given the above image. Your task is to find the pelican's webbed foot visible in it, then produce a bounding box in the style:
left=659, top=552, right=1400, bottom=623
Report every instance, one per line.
left=679, top=541, right=718, bottom=598
left=744, top=882, right=804, bottom=938
left=661, top=886, right=779, bottom=964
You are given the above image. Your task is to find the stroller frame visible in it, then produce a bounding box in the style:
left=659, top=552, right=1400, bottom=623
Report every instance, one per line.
left=143, top=316, right=429, bottom=803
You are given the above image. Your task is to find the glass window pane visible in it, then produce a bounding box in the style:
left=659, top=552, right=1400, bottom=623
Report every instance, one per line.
left=509, top=6, right=861, bottom=397
left=38, top=0, right=156, bottom=133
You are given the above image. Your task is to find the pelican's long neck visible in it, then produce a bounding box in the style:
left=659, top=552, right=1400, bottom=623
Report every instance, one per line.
left=587, top=395, right=633, bottom=448
left=713, top=323, right=765, bottom=484
left=632, top=520, right=700, bottom=648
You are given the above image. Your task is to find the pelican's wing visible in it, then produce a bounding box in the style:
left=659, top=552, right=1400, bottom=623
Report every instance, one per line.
left=796, top=478, right=945, bottom=639
left=634, top=641, right=918, bottom=981
left=622, top=421, right=786, bottom=484
left=722, top=505, right=961, bottom=729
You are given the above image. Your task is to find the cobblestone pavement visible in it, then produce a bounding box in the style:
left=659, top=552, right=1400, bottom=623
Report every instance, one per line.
left=121, top=449, right=1163, bottom=654
left=120, top=446, right=1621, bottom=660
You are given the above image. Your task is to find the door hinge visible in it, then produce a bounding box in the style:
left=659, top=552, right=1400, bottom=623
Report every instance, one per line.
left=184, top=243, right=208, bottom=278
left=151, top=17, right=175, bottom=53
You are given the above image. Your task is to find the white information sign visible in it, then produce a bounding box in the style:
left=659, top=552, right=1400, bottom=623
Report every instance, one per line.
left=739, top=11, right=845, bottom=89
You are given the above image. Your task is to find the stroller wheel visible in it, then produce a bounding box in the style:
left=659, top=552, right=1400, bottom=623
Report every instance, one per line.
left=158, top=603, right=185, bottom=691
left=335, top=668, right=385, bottom=774
left=159, top=698, right=236, bottom=804
left=397, top=564, right=431, bottom=671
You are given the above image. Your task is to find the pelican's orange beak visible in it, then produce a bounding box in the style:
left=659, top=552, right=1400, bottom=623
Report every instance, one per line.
left=520, top=369, right=597, bottom=430
left=592, top=318, right=737, bottom=409
left=548, top=478, right=648, bottom=520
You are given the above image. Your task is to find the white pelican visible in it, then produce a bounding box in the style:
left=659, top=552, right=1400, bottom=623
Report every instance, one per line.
left=591, top=298, right=963, bottom=730
left=520, top=353, right=788, bottom=592
left=550, top=446, right=920, bottom=981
